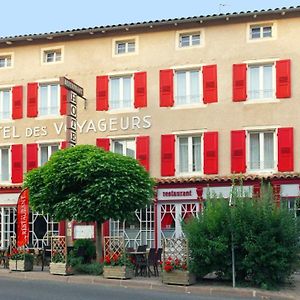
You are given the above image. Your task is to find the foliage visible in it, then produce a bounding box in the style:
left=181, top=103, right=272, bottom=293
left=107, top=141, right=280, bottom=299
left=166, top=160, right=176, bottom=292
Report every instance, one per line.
left=73, top=262, right=103, bottom=275
left=163, top=257, right=188, bottom=272
left=73, top=239, right=96, bottom=264
left=23, top=145, right=155, bottom=223
left=184, top=185, right=300, bottom=289
left=103, top=253, right=134, bottom=268
left=51, top=250, right=66, bottom=263
left=10, top=249, right=34, bottom=263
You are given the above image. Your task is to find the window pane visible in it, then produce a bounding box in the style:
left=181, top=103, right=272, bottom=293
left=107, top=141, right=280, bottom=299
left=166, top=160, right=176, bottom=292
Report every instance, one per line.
left=50, top=84, right=59, bottom=115
left=263, top=26, right=272, bottom=37
left=114, top=141, right=123, bottom=155
left=40, top=85, right=48, bottom=116
left=179, top=137, right=188, bottom=173
left=2, top=90, right=10, bottom=119
left=1, top=149, right=9, bottom=181
left=46, top=52, right=55, bottom=63
left=123, top=77, right=132, bottom=108
left=127, top=42, right=135, bottom=53
left=264, top=132, right=274, bottom=169
left=110, top=78, right=120, bottom=109
left=117, top=43, right=126, bottom=54
left=0, top=59, right=5, bottom=68
left=192, top=137, right=201, bottom=171
left=251, top=27, right=261, bottom=39
left=190, top=71, right=200, bottom=104
left=192, top=34, right=200, bottom=45
left=55, top=51, right=62, bottom=61
left=125, top=140, right=135, bottom=158
left=263, top=65, right=273, bottom=98
left=249, top=66, right=260, bottom=99
left=6, top=57, right=11, bottom=67
left=250, top=133, right=260, bottom=169
left=40, top=146, right=49, bottom=166
left=176, top=71, right=187, bottom=105
left=180, top=35, right=190, bottom=47
left=51, top=145, right=59, bottom=156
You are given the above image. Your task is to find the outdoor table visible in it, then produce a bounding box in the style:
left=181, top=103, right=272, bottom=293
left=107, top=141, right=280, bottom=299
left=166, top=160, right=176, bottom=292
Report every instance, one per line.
left=129, top=251, right=148, bottom=276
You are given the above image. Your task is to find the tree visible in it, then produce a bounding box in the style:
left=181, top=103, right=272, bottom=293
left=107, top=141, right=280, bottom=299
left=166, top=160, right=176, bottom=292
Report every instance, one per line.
left=24, top=145, right=155, bottom=259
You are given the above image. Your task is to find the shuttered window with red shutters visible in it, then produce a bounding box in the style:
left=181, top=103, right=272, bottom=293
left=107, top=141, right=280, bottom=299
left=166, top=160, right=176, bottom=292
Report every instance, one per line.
left=160, top=70, right=174, bottom=107
left=96, top=76, right=109, bottom=111
left=61, top=141, right=68, bottom=149
left=203, top=132, right=218, bottom=174
left=276, top=59, right=291, bottom=98
left=233, top=64, right=247, bottom=101
left=231, top=130, right=246, bottom=173
left=96, top=138, right=110, bottom=151
left=11, top=144, right=23, bottom=183
left=161, top=134, right=175, bottom=176
left=278, top=127, right=294, bottom=172
left=203, top=65, right=218, bottom=103
left=27, top=82, right=38, bottom=117
left=60, top=86, right=68, bottom=115
left=26, top=143, right=38, bottom=171
left=12, top=86, right=23, bottom=119
left=136, top=136, right=150, bottom=171
left=134, top=72, right=147, bottom=108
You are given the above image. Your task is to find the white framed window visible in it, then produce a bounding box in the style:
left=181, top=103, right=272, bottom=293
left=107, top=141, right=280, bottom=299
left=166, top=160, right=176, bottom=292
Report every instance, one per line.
left=41, top=46, right=63, bottom=64
left=247, top=130, right=276, bottom=172
left=39, top=83, right=60, bottom=116
left=112, top=139, right=135, bottom=158
left=0, top=89, right=12, bottom=120
left=0, top=54, right=12, bottom=69
left=109, top=75, right=133, bottom=110
left=179, top=33, right=200, bottom=48
left=0, top=147, right=10, bottom=182
left=39, top=144, right=59, bottom=166
left=248, top=64, right=275, bottom=100
left=177, top=135, right=203, bottom=175
left=250, top=24, right=272, bottom=39
left=115, top=39, right=135, bottom=55
left=112, top=36, right=138, bottom=57
left=175, top=69, right=202, bottom=106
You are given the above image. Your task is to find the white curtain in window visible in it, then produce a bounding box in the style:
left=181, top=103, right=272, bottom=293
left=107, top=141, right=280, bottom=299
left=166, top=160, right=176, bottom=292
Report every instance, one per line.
left=179, top=137, right=188, bottom=172
left=123, top=77, right=131, bottom=108
left=40, top=86, right=48, bottom=116
left=40, top=147, right=49, bottom=166
left=264, top=132, right=274, bottom=169
left=1, top=149, right=9, bottom=181
left=50, top=85, right=58, bottom=115
left=190, top=71, right=200, bottom=104
left=263, top=65, right=273, bottom=98
left=110, top=78, right=120, bottom=109
left=114, top=141, right=123, bottom=155
left=176, top=71, right=186, bottom=105
left=125, top=140, right=135, bottom=158
left=249, top=66, right=260, bottom=99
left=250, top=133, right=260, bottom=169
left=192, top=137, right=201, bottom=171
left=2, top=90, right=10, bottom=119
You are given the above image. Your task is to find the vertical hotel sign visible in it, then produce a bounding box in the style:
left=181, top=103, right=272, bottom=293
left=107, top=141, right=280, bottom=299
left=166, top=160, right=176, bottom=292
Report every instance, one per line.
left=17, top=188, right=29, bottom=247
left=59, top=77, right=84, bottom=147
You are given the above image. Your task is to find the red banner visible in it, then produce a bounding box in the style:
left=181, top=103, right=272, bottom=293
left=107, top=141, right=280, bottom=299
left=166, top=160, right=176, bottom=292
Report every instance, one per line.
left=17, top=188, right=29, bottom=247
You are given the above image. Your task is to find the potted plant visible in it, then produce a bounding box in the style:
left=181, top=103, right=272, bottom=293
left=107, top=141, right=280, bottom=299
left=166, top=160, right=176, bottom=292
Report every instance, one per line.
left=103, top=253, right=134, bottom=279
left=9, top=249, right=34, bottom=272
left=49, top=250, right=73, bottom=275
left=162, top=257, right=196, bottom=285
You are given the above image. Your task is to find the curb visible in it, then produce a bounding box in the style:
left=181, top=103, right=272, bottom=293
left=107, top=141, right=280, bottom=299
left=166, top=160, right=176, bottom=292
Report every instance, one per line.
left=0, top=269, right=296, bottom=300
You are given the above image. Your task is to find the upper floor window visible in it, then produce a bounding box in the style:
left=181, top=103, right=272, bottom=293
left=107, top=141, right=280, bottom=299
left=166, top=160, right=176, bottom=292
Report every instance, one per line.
left=109, top=75, right=133, bottom=110
left=0, top=54, right=12, bottom=68
left=250, top=24, right=273, bottom=39
left=115, top=40, right=135, bottom=55
left=175, top=69, right=202, bottom=105
left=40, top=144, right=59, bottom=166
left=39, top=83, right=60, bottom=116
left=0, top=89, right=11, bottom=120
left=41, top=47, right=63, bottom=64
left=112, top=139, right=135, bottom=158
left=248, top=131, right=275, bottom=172
left=248, top=64, right=274, bottom=100
left=0, top=147, right=10, bottom=182
left=179, top=33, right=200, bottom=48
left=177, top=135, right=202, bottom=174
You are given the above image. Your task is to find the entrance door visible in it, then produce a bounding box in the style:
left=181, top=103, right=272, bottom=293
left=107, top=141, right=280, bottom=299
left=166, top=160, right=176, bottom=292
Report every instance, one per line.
left=157, top=202, right=199, bottom=248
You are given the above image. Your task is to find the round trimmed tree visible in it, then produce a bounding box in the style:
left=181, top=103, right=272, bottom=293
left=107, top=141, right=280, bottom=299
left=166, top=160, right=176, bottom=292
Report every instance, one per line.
left=24, top=145, right=154, bottom=259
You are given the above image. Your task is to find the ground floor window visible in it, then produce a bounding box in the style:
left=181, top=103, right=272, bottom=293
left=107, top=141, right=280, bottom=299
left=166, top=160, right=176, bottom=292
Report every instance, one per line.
left=281, top=198, right=300, bottom=219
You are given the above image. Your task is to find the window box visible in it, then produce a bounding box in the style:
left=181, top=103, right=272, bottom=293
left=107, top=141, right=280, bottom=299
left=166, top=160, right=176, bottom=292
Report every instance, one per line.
left=162, top=270, right=196, bottom=286
left=103, top=265, right=134, bottom=279
left=50, top=262, right=73, bottom=276
left=9, top=257, right=33, bottom=272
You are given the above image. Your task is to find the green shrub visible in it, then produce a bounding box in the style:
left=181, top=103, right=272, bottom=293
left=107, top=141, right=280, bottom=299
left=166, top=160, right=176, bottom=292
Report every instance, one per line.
left=73, top=262, right=103, bottom=275
left=184, top=186, right=300, bottom=289
left=73, top=239, right=96, bottom=264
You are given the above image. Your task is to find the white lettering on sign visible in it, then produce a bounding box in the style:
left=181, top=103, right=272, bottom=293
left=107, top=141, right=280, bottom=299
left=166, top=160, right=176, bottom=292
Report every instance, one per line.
left=157, top=188, right=198, bottom=201
left=0, top=116, right=152, bottom=140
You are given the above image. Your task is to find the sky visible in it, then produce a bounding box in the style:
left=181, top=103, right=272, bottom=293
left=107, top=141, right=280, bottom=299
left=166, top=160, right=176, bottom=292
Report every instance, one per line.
left=0, top=0, right=299, bottom=38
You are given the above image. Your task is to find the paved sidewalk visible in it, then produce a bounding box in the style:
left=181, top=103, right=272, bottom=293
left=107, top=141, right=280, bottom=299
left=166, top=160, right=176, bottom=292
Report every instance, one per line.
left=0, top=267, right=299, bottom=300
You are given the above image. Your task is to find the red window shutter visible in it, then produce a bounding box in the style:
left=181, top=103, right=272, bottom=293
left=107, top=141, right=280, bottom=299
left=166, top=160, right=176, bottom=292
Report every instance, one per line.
left=60, top=86, right=68, bottom=115
left=204, top=132, right=218, bottom=174
left=12, top=86, right=23, bottom=120
left=134, top=72, right=147, bottom=108
left=96, top=76, right=109, bottom=111
left=27, top=143, right=38, bottom=171
left=136, top=136, right=150, bottom=171
left=161, top=134, right=175, bottom=176
left=276, top=59, right=291, bottom=98
left=231, top=130, right=246, bottom=173
left=61, top=141, right=68, bottom=149
left=233, top=64, right=247, bottom=101
left=203, top=65, right=218, bottom=104
left=160, top=70, right=174, bottom=107
left=11, top=144, right=23, bottom=183
left=96, top=138, right=110, bottom=151
left=27, top=82, right=38, bottom=117
left=278, top=127, right=293, bottom=172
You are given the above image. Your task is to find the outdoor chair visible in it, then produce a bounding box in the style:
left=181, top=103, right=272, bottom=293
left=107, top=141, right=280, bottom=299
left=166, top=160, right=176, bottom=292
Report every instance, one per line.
left=137, top=245, right=147, bottom=252
left=134, top=253, right=147, bottom=277
left=147, top=248, right=158, bottom=277
left=126, top=247, right=134, bottom=253
left=41, top=245, right=51, bottom=271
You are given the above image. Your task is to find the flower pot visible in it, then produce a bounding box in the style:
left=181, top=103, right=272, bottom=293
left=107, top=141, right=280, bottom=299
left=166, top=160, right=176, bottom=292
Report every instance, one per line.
left=162, top=270, right=196, bottom=285
left=49, top=262, right=73, bottom=276
left=9, top=258, right=33, bottom=272
left=103, top=265, right=134, bottom=279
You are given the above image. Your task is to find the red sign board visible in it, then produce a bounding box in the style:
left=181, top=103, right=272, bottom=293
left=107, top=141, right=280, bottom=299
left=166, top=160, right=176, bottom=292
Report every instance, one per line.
left=17, top=188, right=29, bottom=247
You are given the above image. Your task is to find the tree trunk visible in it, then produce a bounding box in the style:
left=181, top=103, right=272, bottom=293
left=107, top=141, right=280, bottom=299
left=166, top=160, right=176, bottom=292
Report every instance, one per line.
left=95, top=222, right=103, bottom=262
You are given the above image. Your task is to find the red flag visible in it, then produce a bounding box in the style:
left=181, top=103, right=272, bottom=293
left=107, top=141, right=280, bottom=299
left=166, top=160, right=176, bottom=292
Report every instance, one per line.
left=17, top=188, right=29, bottom=247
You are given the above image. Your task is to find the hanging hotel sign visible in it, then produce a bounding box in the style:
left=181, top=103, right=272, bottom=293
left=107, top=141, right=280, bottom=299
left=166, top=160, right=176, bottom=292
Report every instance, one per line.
left=157, top=188, right=198, bottom=201
left=17, top=188, right=29, bottom=247
left=59, top=77, right=83, bottom=97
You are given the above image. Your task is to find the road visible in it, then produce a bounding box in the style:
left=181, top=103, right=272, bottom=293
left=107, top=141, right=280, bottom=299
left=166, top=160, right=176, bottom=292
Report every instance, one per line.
left=0, top=277, right=255, bottom=300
